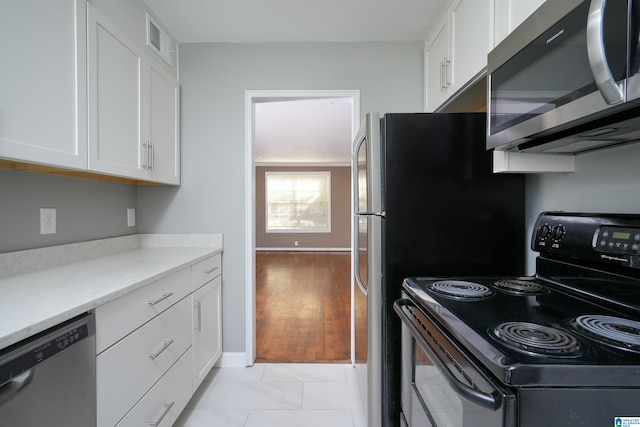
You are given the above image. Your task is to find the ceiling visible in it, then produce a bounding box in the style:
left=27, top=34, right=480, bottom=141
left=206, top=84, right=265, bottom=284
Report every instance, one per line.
left=254, top=98, right=354, bottom=165
left=143, top=0, right=448, bottom=164
left=144, top=0, right=448, bottom=43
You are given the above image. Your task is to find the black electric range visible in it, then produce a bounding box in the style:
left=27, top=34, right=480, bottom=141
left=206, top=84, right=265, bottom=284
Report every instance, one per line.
left=397, top=212, right=640, bottom=427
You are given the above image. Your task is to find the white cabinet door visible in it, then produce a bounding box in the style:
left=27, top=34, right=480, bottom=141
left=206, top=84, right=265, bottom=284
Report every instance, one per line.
left=192, top=276, right=222, bottom=391
left=450, top=0, right=491, bottom=94
left=146, top=62, right=180, bottom=185
left=425, top=15, right=450, bottom=112
left=0, top=0, right=87, bottom=169
left=493, top=0, right=546, bottom=47
left=87, top=3, right=145, bottom=180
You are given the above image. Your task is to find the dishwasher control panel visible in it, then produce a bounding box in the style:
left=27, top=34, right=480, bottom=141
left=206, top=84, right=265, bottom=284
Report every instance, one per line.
left=0, top=313, right=93, bottom=386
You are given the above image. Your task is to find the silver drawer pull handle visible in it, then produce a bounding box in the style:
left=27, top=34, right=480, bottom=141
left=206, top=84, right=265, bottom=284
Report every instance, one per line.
left=194, top=301, right=203, bottom=331
left=147, top=292, right=174, bottom=305
left=148, top=339, right=174, bottom=360
left=149, top=401, right=175, bottom=426
left=204, top=266, right=219, bottom=274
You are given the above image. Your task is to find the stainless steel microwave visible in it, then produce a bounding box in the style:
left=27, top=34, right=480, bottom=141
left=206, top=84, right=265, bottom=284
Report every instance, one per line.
left=487, top=0, right=640, bottom=153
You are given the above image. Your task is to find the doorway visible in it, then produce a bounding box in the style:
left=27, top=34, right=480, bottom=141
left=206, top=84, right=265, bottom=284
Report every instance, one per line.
left=244, top=90, right=360, bottom=365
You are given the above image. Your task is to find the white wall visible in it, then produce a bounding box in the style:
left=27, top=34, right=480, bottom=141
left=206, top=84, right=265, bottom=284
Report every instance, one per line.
left=137, top=42, right=425, bottom=353
left=524, top=142, right=640, bottom=273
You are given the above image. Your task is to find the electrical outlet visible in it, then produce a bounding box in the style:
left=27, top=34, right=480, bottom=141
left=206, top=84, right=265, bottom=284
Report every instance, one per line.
left=294, top=240, right=299, bottom=247
left=127, top=208, right=136, bottom=227
left=40, top=208, right=56, bottom=234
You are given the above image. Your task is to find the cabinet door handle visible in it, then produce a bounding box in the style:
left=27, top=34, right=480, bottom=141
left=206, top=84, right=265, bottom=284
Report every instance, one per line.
left=150, top=141, right=155, bottom=171
left=148, top=339, right=175, bottom=360
left=444, top=57, right=451, bottom=88
left=204, top=266, right=219, bottom=274
left=194, top=301, right=202, bottom=331
left=142, top=142, right=149, bottom=170
left=147, top=292, right=174, bottom=306
left=149, top=401, right=175, bottom=426
left=440, top=60, right=445, bottom=90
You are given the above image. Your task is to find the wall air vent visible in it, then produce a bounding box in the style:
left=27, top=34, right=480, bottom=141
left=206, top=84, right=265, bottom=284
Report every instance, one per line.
left=147, top=13, right=172, bottom=66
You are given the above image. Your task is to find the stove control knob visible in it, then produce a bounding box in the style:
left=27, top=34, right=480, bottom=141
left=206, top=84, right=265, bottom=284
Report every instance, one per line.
left=551, top=225, right=566, bottom=241
left=538, top=224, right=551, bottom=239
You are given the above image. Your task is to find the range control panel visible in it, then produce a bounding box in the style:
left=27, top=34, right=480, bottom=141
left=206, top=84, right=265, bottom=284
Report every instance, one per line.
left=532, top=212, right=640, bottom=269
left=595, top=227, right=640, bottom=254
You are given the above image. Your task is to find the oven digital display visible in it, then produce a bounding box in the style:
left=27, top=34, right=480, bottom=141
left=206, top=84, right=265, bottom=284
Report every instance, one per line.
left=612, top=231, right=631, bottom=240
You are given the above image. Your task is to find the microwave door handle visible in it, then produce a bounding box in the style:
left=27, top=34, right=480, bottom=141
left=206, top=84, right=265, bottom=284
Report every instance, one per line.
left=394, top=299, right=501, bottom=411
left=587, top=0, right=625, bottom=105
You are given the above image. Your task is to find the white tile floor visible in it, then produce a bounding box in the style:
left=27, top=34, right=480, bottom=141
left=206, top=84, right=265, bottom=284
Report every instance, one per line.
left=174, top=363, right=367, bottom=427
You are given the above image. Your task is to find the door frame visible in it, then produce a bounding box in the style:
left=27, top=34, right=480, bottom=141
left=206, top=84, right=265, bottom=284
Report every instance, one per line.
left=244, top=89, right=360, bottom=365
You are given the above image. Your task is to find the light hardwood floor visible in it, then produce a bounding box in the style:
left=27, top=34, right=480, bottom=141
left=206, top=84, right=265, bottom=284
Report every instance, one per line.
left=255, top=251, right=351, bottom=363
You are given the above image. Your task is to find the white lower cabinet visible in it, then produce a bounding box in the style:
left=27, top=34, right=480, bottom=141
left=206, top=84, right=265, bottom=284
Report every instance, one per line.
left=97, top=296, right=191, bottom=427
left=192, top=275, right=222, bottom=390
left=116, top=348, right=192, bottom=427
left=96, top=253, right=223, bottom=427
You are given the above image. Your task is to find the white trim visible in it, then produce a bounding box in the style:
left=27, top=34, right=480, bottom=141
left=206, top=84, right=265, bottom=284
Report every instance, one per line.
left=256, top=162, right=351, bottom=167
left=256, top=247, right=350, bottom=252
left=245, top=89, right=360, bottom=367
left=215, top=352, right=249, bottom=368
left=244, top=93, right=257, bottom=367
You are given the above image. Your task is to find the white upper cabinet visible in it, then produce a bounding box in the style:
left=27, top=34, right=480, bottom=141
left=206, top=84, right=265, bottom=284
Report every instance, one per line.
left=493, top=0, right=546, bottom=47
left=424, top=0, right=490, bottom=112
left=424, top=0, right=545, bottom=112
left=87, top=3, right=180, bottom=184
left=88, top=4, right=145, bottom=180
left=425, top=17, right=450, bottom=112
left=450, top=0, right=491, bottom=92
left=0, top=0, right=87, bottom=169
left=146, top=62, right=180, bottom=185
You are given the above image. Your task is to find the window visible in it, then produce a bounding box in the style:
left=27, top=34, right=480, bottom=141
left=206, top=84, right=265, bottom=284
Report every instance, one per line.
left=266, top=172, right=331, bottom=232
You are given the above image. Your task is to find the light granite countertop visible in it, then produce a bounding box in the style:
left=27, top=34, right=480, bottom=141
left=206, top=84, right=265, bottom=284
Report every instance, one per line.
left=0, top=234, right=222, bottom=351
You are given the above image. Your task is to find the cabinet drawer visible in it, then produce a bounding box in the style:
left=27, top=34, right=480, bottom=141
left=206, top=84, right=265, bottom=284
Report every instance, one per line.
left=97, top=297, right=191, bottom=427
left=96, top=267, right=190, bottom=354
left=116, top=348, right=192, bottom=427
left=191, top=253, right=221, bottom=291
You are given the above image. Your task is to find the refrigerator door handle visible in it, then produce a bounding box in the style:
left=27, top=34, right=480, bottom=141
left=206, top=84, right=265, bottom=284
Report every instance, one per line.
left=353, top=133, right=367, bottom=215
left=353, top=214, right=368, bottom=296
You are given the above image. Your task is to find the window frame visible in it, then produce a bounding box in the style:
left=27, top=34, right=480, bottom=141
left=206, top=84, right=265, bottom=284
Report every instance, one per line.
left=265, top=171, right=332, bottom=233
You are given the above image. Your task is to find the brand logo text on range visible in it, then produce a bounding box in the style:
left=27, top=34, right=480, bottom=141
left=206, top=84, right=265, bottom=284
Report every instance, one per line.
left=546, top=29, right=564, bottom=44
left=601, top=254, right=629, bottom=263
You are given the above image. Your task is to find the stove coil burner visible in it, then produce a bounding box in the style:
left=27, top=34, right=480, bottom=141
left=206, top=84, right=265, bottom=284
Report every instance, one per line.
left=493, top=322, right=580, bottom=356
left=492, top=279, right=549, bottom=296
left=573, top=315, right=640, bottom=351
left=428, top=280, right=492, bottom=300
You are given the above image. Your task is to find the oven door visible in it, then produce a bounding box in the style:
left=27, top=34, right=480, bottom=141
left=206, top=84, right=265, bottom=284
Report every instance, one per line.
left=394, top=297, right=516, bottom=427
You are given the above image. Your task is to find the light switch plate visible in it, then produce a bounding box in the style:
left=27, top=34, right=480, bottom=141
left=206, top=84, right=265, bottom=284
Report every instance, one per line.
left=40, top=208, right=56, bottom=234
left=127, top=208, right=136, bottom=227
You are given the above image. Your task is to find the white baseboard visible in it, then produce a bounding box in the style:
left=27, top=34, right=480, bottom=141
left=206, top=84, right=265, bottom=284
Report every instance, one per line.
left=256, top=247, right=349, bottom=252
left=215, top=352, right=249, bottom=367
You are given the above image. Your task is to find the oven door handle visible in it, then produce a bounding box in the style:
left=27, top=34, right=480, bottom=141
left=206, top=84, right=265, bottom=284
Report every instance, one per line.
left=393, top=298, right=501, bottom=411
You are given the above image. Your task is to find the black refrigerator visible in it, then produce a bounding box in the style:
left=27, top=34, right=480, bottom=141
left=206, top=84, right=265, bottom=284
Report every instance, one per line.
left=352, top=113, right=525, bottom=427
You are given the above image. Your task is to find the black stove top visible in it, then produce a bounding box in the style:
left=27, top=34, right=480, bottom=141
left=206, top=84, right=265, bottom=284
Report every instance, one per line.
left=402, top=212, right=640, bottom=388
left=403, top=273, right=640, bottom=387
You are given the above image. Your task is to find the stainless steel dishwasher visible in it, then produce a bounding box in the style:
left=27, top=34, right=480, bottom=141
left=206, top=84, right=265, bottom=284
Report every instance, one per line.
left=0, top=312, right=96, bottom=426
